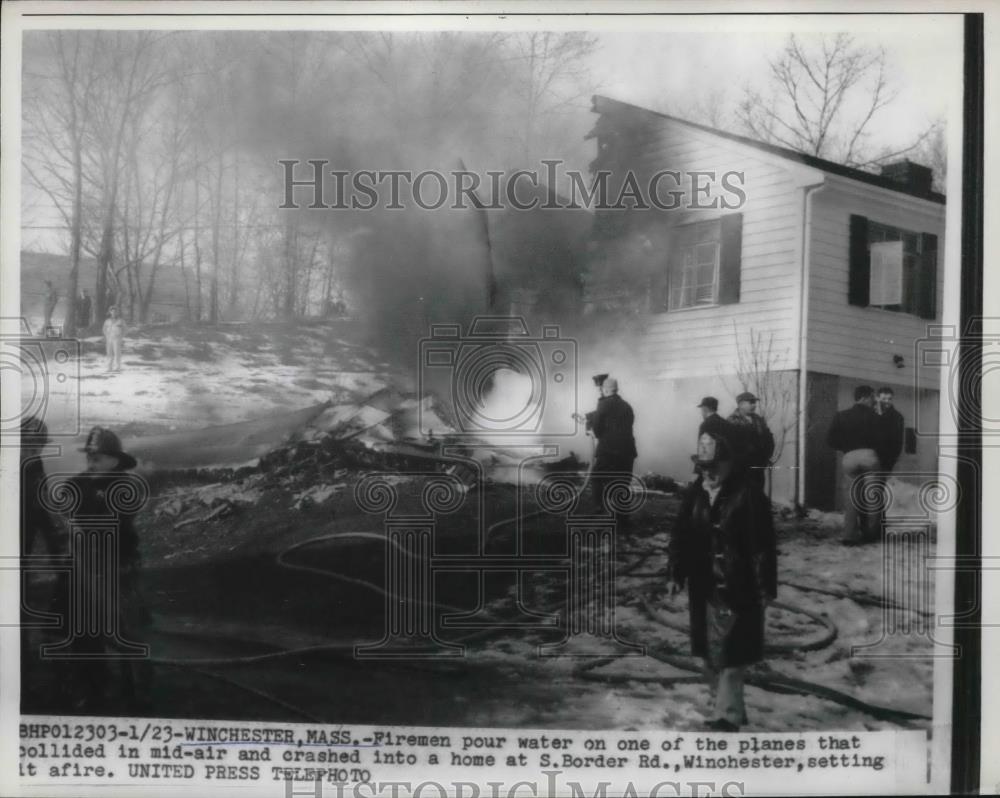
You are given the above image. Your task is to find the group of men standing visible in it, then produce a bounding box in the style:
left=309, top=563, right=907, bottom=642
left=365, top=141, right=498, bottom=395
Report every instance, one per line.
left=578, top=373, right=907, bottom=731
left=696, top=393, right=775, bottom=491
left=579, top=375, right=776, bottom=733
left=827, top=385, right=905, bottom=545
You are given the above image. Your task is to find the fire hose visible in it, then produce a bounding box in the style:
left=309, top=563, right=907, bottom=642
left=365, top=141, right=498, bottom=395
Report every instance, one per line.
left=133, top=429, right=931, bottom=727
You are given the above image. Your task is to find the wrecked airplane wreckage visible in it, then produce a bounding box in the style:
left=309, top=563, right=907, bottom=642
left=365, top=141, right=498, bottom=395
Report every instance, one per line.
left=141, top=385, right=632, bottom=530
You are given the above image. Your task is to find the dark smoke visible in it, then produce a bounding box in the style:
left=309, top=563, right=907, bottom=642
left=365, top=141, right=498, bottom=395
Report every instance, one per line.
left=232, top=31, right=597, bottom=361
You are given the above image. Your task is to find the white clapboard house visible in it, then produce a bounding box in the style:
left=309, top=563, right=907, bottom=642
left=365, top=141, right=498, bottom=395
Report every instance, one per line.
left=583, top=95, right=944, bottom=509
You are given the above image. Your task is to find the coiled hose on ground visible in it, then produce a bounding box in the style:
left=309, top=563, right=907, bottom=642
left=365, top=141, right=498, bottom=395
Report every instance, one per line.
left=138, top=438, right=931, bottom=727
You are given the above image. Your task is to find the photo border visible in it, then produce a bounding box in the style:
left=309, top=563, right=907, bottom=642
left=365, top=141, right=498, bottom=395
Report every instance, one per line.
left=0, top=2, right=993, bottom=796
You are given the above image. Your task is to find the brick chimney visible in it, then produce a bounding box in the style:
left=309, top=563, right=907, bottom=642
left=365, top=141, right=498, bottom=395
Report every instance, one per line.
left=879, top=159, right=934, bottom=194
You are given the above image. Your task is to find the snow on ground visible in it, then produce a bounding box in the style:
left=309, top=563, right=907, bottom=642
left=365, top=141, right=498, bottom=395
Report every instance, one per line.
left=19, top=317, right=940, bottom=731
left=450, top=509, right=936, bottom=732
left=27, top=319, right=394, bottom=437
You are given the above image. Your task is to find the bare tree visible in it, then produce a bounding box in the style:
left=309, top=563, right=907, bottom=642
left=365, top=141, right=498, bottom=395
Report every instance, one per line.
left=139, top=82, right=191, bottom=323
left=904, top=115, right=947, bottom=192
left=505, top=32, right=600, bottom=163
left=22, top=32, right=100, bottom=336
left=674, top=86, right=734, bottom=130
left=84, top=32, right=177, bottom=323
left=721, top=324, right=802, bottom=493
left=738, top=33, right=937, bottom=172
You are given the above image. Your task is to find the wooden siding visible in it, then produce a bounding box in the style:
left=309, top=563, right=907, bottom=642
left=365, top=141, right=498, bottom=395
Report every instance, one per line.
left=624, top=118, right=810, bottom=379
left=806, top=177, right=946, bottom=389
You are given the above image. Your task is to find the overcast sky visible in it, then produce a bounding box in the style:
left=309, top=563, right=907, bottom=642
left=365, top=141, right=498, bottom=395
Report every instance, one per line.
left=19, top=15, right=963, bottom=254
left=586, top=17, right=960, bottom=145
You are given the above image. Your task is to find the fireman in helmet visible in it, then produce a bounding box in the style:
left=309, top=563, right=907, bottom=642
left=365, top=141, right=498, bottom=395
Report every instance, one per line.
left=63, top=426, right=152, bottom=714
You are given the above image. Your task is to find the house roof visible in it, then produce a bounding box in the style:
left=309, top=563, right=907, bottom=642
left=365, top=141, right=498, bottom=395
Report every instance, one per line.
left=591, top=95, right=946, bottom=206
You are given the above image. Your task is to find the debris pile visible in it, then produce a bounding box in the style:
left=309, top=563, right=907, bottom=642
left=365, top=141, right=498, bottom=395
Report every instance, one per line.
left=155, top=476, right=270, bottom=529
left=144, top=383, right=583, bottom=528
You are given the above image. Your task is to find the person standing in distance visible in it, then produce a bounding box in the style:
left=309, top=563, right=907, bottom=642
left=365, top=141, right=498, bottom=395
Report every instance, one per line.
left=697, top=396, right=731, bottom=440
left=78, top=291, right=92, bottom=330
left=727, top=392, right=775, bottom=492
left=826, top=385, right=882, bottom=545
left=587, top=377, right=637, bottom=518
left=873, top=386, right=905, bottom=537
left=103, top=305, right=125, bottom=373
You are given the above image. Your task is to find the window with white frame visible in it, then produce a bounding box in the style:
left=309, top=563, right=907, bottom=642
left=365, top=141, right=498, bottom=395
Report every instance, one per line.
left=669, top=220, right=721, bottom=310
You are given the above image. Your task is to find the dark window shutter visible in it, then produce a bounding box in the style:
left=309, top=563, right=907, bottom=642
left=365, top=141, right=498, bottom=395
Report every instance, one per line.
left=916, top=233, right=938, bottom=319
left=717, top=213, right=742, bottom=305
left=848, top=214, right=870, bottom=307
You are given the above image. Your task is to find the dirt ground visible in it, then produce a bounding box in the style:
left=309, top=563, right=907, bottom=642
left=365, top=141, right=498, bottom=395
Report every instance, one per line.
left=22, top=471, right=936, bottom=733
left=20, top=318, right=938, bottom=732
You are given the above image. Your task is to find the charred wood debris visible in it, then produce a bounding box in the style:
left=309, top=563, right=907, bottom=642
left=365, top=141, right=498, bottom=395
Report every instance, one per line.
left=148, top=387, right=678, bottom=530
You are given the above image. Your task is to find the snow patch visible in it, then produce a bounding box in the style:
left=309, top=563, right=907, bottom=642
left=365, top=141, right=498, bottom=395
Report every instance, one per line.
left=292, top=483, right=347, bottom=510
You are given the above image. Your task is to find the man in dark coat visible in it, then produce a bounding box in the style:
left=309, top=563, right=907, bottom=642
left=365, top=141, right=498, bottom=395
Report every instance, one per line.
left=577, top=372, right=608, bottom=440
left=668, top=431, right=776, bottom=731
left=697, top=396, right=731, bottom=440
left=20, top=417, right=67, bottom=703
left=727, top=391, right=776, bottom=491
left=874, top=387, right=905, bottom=473
left=873, top=386, right=905, bottom=538
left=827, top=385, right=882, bottom=545
left=78, top=291, right=92, bottom=329
left=20, top=417, right=62, bottom=562
left=586, top=377, right=637, bottom=517
left=63, top=427, right=152, bottom=714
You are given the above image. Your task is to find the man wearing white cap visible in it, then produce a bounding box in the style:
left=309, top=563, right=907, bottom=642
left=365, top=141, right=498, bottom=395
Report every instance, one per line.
left=102, top=305, right=125, bottom=373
